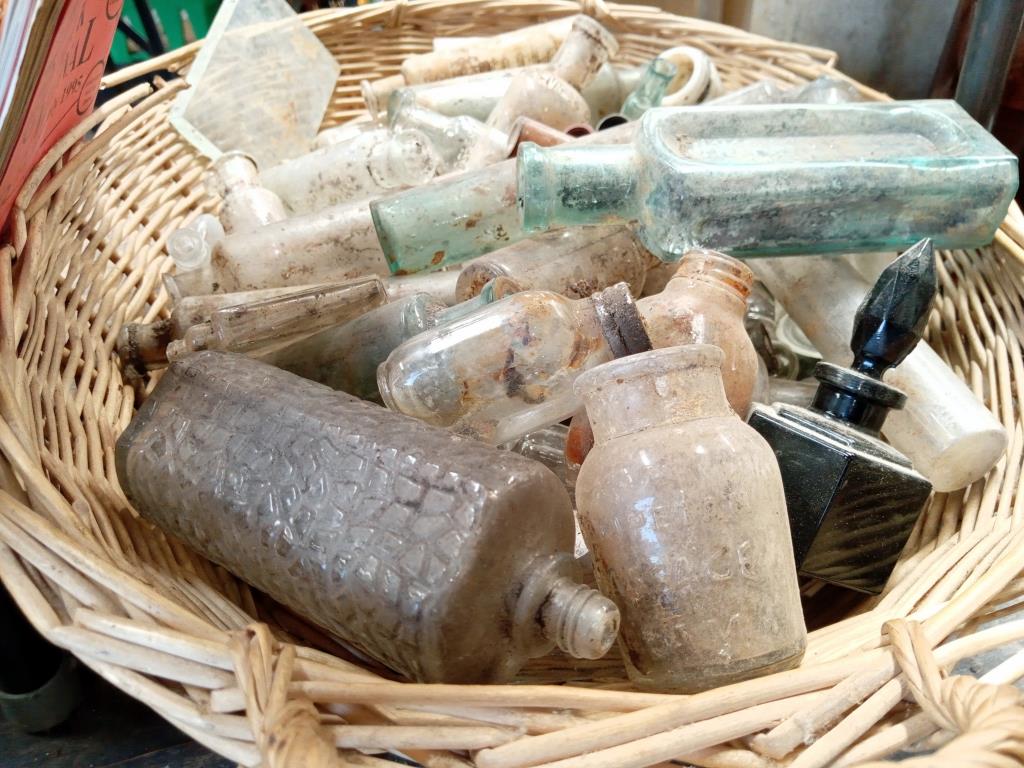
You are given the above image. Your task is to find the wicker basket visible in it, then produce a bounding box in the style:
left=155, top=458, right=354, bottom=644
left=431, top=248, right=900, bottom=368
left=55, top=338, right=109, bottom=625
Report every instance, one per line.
left=2, top=1, right=1024, bottom=765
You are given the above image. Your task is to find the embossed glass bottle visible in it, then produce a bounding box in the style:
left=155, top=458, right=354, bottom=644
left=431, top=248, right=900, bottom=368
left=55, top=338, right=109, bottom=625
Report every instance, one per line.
left=455, top=226, right=648, bottom=302
left=484, top=15, right=619, bottom=133
left=116, top=352, right=619, bottom=683
left=210, top=152, right=287, bottom=233
left=518, top=100, right=1019, bottom=260
left=274, top=279, right=515, bottom=402
left=378, top=283, right=651, bottom=446
left=260, top=128, right=440, bottom=214
left=574, top=345, right=806, bottom=692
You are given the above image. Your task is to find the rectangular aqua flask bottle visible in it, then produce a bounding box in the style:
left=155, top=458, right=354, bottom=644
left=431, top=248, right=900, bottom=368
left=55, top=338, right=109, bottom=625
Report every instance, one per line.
left=517, top=100, right=1018, bottom=259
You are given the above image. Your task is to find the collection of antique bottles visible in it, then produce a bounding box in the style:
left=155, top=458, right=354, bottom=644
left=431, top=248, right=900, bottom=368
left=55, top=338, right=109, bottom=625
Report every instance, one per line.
left=118, top=15, right=1020, bottom=690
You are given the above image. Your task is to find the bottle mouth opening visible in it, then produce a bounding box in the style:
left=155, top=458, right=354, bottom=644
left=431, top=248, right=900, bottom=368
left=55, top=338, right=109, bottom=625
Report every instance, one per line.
left=674, top=249, right=754, bottom=298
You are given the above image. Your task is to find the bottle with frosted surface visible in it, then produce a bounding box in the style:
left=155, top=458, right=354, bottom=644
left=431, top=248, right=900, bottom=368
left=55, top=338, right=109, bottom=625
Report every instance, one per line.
left=182, top=200, right=390, bottom=295
left=210, top=152, right=287, bottom=234
left=455, top=226, right=648, bottom=302
left=749, top=254, right=1006, bottom=492
left=273, top=280, right=514, bottom=402
left=574, top=345, right=806, bottom=691
left=389, top=92, right=507, bottom=172
left=484, top=16, right=619, bottom=133
left=260, top=129, right=439, bottom=214
left=518, top=100, right=1019, bottom=260
left=378, top=283, right=651, bottom=446
left=116, top=352, right=619, bottom=682
left=620, top=57, right=677, bottom=120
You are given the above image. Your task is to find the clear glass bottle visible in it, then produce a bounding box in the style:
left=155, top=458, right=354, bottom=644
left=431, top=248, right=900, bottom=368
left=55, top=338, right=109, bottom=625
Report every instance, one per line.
left=750, top=250, right=1007, bottom=492
left=273, top=279, right=516, bottom=402
left=370, top=121, right=639, bottom=274
left=260, top=129, right=439, bottom=214
left=388, top=91, right=507, bottom=172
left=368, top=63, right=642, bottom=125
left=314, top=120, right=381, bottom=149
left=165, top=214, right=225, bottom=298
left=178, top=200, right=390, bottom=295
left=484, top=16, right=619, bottom=133
left=620, top=57, right=678, bottom=120
left=377, top=283, right=651, bottom=446
left=503, top=423, right=578, bottom=498
left=166, top=278, right=388, bottom=360
left=116, top=351, right=620, bottom=683
left=518, top=100, right=1019, bottom=260
left=455, top=226, right=648, bottom=302
left=209, top=152, right=287, bottom=234
left=574, top=345, right=806, bottom=692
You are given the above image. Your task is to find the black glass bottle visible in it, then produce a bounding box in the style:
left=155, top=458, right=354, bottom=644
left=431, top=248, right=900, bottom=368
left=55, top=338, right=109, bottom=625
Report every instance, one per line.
left=748, top=239, right=937, bottom=594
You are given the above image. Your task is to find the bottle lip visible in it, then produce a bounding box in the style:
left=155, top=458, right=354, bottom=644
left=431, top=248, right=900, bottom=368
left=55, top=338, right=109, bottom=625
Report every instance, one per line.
left=575, top=343, right=724, bottom=397
left=568, top=14, right=620, bottom=59
left=813, top=362, right=906, bottom=409
left=673, top=248, right=754, bottom=299
left=590, top=283, right=652, bottom=358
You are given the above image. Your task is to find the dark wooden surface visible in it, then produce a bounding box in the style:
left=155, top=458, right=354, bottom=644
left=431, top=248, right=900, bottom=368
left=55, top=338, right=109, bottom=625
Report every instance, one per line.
left=0, top=664, right=232, bottom=768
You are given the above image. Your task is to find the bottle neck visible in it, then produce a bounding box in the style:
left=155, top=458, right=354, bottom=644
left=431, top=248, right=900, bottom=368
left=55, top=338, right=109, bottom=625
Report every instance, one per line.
left=518, top=143, right=638, bottom=232
left=549, top=15, right=619, bottom=91
left=212, top=152, right=260, bottom=195
left=621, top=57, right=677, bottom=120
left=577, top=345, right=734, bottom=445
left=664, top=249, right=753, bottom=315
left=809, top=362, right=905, bottom=436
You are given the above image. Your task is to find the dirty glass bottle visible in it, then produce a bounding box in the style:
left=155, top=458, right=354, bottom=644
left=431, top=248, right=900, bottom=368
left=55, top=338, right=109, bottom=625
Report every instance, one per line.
left=165, top=278, right=388, bottom=360
left=748, top=240, right=937, bottom=593
left=574, top=345, right=806, bottom=692
left=260, top=128, right=440, bottom=214
left=750, top=246, right=1006, bottom=492
left=484, top=15, right=619, bottom=133
left=210, top=152, right=287, bottom=233
left=116, top=351, right=619, bottom=683
left=565, top=249, right=758, bottom=465
left=388, top=91, right=507, bottom=172
left=378, top=283, right=651, bottom=446
left=455, top=226, right=648, bottom=302
left=274, top=279, right=515, bottom=402
left=518, top=100, right=1019, bottom=260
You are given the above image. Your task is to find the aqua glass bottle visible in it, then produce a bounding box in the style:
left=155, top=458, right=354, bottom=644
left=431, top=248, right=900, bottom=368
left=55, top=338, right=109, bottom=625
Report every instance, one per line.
left=620, top=57, right=678, bottom=120
left=518, top=100, right=1019, bottom=260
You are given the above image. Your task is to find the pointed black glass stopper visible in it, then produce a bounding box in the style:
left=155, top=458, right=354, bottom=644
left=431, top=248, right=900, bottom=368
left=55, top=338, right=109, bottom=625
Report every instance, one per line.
left=850, top=239, right=937, bottom=379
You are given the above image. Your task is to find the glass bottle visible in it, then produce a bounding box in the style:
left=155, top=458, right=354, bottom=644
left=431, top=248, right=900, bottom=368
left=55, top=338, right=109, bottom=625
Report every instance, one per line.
left=388, top=91, right=507, bottom=172
left=620, top=57, right=678, bottom=120
left=368, top=63, right=642, bottom=125
left=176, top=200, right=391, bottom=296
left=750, top=249, right=1007, bottom=493
left=370, top=121, right=638, bottom=274
left=116, top=351, right=619, bottom=683
left=455, top=226, right=648, bottom=302
left=564, top=249, right=758, bottom=465
left=503, top=423, right=578, bottom=498
left=209, top=152, right=287, bottom=234
left=377, top=283, right=651, bottom=446
left=574, top=345, right=806, bottom=692
left=314, top=120, right=381, bottom=150
left=748, top=240, right=937, bottom=594
left=164, top=214, right=225, bottom=298
left=518, top=100, right=1019, bottom=260
left=260, top=129, right=439, bottom=214
left=484, top=16, right=619, bottom=133
left=273, top=279, right=516, bottom=402
left=166, top=278, right=388, bottom=360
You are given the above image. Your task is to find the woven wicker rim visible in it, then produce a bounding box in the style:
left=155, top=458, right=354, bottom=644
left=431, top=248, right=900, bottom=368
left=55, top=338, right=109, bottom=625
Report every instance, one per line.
left=2, top=2, right=1024, bottom=766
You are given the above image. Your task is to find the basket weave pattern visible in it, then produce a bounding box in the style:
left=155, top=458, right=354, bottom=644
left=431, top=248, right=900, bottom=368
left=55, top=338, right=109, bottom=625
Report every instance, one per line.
left=2, top=2, right=1024, bottom=766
